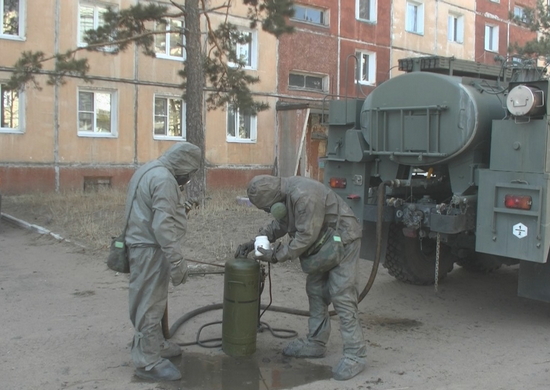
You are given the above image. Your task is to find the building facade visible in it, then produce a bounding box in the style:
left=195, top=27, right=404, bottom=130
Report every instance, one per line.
left=0, top=0, right=538, bottom=194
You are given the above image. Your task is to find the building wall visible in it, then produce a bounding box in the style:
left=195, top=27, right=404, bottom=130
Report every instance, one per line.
left=391, top=0, right=477, bottom=77
left=203, top=8, right=279, bottom=169
left=474, top=0, right=537, bottom=65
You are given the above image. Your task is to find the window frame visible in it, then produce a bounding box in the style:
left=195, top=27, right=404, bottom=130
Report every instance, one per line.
left=513, top=6, right=529, bottom=24
left=355, top=51, right=376, bottom=86
left=405, top=1, right=424, bottom=35
left=356, top=0, right=376, bottom=23
left=78, top=2, right=113, bottom=48
left=154, top=18, right=185, bottom=61
left=77, top=88, right=118, bottom=138
left=226, top=104, right=257, bottom=143
left=291, top=4, right=329, bottom=27
left=228, top=28, right=258, bottom=70
left=0, top=83, right=24, bottom=133
left=447, top=13, right=464, bottom=44
left=484, top=24, right=499, bottom=53
left=288, top=72, right=328, bottom=92
left=153, top=94, right=186, bottom=140
left=1, top=0, right=25, bottom=40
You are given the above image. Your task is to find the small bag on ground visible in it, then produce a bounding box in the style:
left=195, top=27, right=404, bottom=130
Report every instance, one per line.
left=107, top=234, right=130, bottom=273
left=300, top=227, right=344, bottom=274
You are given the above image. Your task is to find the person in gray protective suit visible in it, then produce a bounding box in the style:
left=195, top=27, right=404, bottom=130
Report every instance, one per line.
left=125, top=142, right=201, bottom=381
left=236, top=175, right=367, bottom=381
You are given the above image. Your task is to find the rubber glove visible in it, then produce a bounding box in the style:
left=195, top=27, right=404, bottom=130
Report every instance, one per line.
left=171, top=259, right=188, bottom=286
left=234, top=240, right=255, bottom=258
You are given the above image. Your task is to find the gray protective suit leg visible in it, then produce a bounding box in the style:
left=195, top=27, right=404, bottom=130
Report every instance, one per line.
left=128, top=246, right=170, bottom=369
left=305, top=239, right=367, bottom=359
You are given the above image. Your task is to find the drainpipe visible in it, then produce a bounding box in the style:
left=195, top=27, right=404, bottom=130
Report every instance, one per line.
left=54, top=0, right=60, bottom=192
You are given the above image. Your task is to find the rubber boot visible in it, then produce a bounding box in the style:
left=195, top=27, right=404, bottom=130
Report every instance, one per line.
left=160, top=340, right=182, bottom=358
left=135, top=358, right=181, bottom=381
left=332, top=356, right=366, bottom=381
left=282, top=338, right=326, bottom=358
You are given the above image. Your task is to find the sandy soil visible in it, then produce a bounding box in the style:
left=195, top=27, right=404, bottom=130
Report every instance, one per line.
left=1, top=204, right=550, bottom=390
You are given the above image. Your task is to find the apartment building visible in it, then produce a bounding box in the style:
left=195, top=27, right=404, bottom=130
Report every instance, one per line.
left=0, top=0, right=539, bottom=194
left=392, top=0, right=537, bottom=76
left=0, top=0, right=277, bottom=194
left=275, top=0, right=391, bottom=180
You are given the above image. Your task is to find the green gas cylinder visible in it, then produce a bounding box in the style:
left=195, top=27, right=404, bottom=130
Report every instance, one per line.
left=222, top=257, right=260, bottom=357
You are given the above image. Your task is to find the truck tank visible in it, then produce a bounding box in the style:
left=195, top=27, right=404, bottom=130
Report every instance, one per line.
left=360, top=71, right=507, bottom=168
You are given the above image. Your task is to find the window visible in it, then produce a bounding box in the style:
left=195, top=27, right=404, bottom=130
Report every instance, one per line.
left=447, top=13, right=464, bottom=43
left=227, top=104, right=257, bottom=143
left=1, top=83, right=23, bottom=133
left=406, top=1, right=424, bottom=35
left=78, top=90, right=117, bottom=136
left=154, top=96, right=185, bottom=139
left=355, top=51, right=376, bottom=85
left=228, top=29, right=257, bottom=69
left=292, top=5, right=328, bottom=26
left=485, top=25, right=499, bottom=52
left=154, top=18, right=185, bottom=60
left=356, top=0, right=376, bottom=23
left=289, top=73, right=327, bottom=92
left=513, top=6, right=529, bottom=23
left=78, top=3, right=110, bottom=47
left=1, top=0, right=23, bottom=38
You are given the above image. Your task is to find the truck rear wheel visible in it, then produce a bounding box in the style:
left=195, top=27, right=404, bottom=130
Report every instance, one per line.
left=384, top=223, right=454, bottom=285
left=457, top=253, right=502, bottom=273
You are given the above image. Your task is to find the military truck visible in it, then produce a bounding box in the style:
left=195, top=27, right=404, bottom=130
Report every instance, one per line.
left=323, top=56, right=550, bottom=302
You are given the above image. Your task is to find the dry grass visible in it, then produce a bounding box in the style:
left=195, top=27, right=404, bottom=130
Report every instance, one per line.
left=1, top=187, right=268, bottom=261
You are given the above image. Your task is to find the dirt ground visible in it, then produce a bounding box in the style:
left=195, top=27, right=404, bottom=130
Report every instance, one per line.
left=2, top=201, right=550, bottom=390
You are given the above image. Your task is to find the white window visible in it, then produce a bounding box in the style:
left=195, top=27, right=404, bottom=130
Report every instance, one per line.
left=78, top=3, right=110, bottom=47
left=154, top=18, right=185, bottom=60
left=1, top=0, right=24, bottom=38
left=355, top=51, right=376, bottom=85
left=229, top=29, right=257, bottom=70
left=78, top=89, right=117, bottom=137
left=485, top=24, right=499, bottom=52
left=406, top=1, right=424, bottom=35
left=226, top=104, right=257, bottom=143
left=1, top=83, right=23, bottom=133
left=356, top=0, right=376, bottom=23
left=447, top=13, right=464, bottom=43
left=154, top=96, right=185, bottom=139
left=292, top=5, right=328, bottom=26
left=288, top=72, right=327, bottom=92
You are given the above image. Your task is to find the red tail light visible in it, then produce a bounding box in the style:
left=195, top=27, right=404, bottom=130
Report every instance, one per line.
left=329, top=177, right=347, bottom=189
left=504, top=195, right=532, bottom=210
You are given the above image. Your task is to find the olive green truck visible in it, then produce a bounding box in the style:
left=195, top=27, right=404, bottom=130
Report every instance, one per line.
left=324, top=56, right=550, bottom=302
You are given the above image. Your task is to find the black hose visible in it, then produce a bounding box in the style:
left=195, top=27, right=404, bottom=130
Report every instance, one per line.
left=357, top=180, right=390, bottom=303
left=170, top=182, right=390, bottom=337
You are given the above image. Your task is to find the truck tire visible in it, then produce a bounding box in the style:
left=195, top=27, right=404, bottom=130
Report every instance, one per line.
left=384, top=223, right=454, bottom=285
left=457, top=253, right=502, bottom=273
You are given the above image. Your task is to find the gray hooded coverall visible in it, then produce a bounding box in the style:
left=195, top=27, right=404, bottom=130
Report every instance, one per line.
left=124, top=142, right=201, bottom=369
left=247, top=175, right=367, bottom=360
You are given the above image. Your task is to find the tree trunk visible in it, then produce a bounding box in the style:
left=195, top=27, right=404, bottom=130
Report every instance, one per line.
left=185, top=0, right=206, bottom=202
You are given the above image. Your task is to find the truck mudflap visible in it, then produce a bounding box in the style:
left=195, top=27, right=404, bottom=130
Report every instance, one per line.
left=476, top=170, right=550, bottom=264
left=518, top=261, right=550, bottom=302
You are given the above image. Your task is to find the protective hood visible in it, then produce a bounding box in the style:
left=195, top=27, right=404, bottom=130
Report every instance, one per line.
left=158, top=142, right=201, bottom=177
left=247, top=175, right=285, bottom=209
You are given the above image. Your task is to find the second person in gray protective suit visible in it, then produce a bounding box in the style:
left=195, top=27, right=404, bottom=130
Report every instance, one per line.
left=237, top=175, right=368, bottom=381
left=125, top=142, right=201, bottom=381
